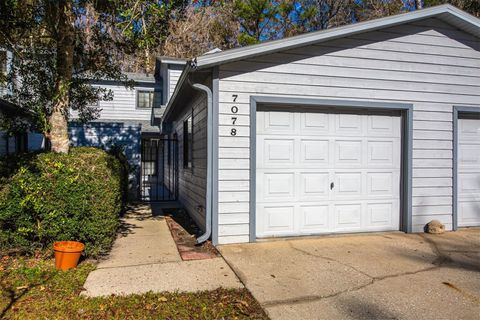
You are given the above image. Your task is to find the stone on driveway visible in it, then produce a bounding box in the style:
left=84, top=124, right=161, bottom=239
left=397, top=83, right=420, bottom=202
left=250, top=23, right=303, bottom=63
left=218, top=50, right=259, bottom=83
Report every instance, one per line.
left=219, top=230, right=480, bottom=320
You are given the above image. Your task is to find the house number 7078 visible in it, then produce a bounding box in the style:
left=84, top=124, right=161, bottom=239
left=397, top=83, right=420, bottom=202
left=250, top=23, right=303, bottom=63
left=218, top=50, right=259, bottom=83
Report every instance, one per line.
left=231, top=95, right=238, bottom=136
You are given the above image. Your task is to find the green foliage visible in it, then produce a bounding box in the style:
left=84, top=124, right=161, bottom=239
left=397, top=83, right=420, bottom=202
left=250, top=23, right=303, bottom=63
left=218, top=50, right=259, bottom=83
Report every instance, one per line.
left=0, top=147, right=126, bottom=257
left=234, top=0, right=279, bottom=45
left=0, top=0, right=133, bottom=138
left=0, top=152, right=37, bottom=186
left=424, top=0, right=479, bottom=16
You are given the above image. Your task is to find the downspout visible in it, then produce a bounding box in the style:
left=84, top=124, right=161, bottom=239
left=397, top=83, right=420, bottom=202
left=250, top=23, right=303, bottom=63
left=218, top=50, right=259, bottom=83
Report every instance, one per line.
left=188, top=77, right=213, bottom=244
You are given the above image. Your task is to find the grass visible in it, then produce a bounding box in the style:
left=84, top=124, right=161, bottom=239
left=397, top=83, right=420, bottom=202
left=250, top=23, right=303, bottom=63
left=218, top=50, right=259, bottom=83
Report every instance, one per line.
left=0, top=255, right=269, bottom=319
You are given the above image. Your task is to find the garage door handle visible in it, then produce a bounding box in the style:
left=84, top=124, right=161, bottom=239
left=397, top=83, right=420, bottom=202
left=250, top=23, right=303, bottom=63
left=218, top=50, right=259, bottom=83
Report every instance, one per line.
left=330, top=182, right=334, bottom=190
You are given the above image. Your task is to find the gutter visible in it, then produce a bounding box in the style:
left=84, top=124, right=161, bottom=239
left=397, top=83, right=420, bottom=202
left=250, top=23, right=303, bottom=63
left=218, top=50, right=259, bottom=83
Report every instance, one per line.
left=161, top=61, right=194, bottom=125
left=187, top=77, right=213, bottom=244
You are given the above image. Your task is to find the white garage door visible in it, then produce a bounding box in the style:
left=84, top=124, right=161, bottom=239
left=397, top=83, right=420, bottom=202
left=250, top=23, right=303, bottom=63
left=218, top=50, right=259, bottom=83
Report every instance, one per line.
left=256, top=110, right=401, bottom=238
left=458, top=117, right=480, bottom=227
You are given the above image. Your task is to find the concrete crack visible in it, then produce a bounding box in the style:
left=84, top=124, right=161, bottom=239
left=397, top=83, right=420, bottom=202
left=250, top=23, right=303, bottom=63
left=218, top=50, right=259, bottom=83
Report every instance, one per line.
left=288, top=242, right=375, bottom=280
left=260, top=241, right=446, bottom=308
left=262, top=266, right=440, bottom=308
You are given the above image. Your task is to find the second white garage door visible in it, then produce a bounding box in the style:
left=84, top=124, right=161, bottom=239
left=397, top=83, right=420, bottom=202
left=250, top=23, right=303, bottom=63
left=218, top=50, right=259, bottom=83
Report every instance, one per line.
left=457, top=117, right=480, bottom=227
left=256, top=109, right=401, bottom=238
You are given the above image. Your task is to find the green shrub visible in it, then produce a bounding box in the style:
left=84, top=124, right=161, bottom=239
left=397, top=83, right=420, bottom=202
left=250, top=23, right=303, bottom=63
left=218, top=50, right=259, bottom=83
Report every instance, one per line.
left=0, top=152, right=37, bottom=186
left=0, top=147, right=126, bottom=257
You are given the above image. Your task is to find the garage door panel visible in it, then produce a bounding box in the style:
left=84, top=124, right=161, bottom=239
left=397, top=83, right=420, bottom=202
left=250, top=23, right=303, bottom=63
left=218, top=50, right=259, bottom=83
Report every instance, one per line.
left=262, top=205, right=295, bottom=234
left=459, top=173, right=480, bottom=193
left=458, top=202, right=480, bottom=226
left=262, top=172, right=295, bottom=200
left=334, top=172, right=362, bottom=196
left=458, top=118, right=480, bottom=227
left=299, top=205, right=329, bottom=232
left=368, top=115, right=400, bottom=137
left=459, top=143, right=480, bottom=167
left=459, top=118, right=480, bottom=139
left=301, top=112, right=329, bottom=134
left=299, top=173, right=330, bottom=199
left=300, top=139, right=329, bottom=164
left=368, top=140, right=395, bottom=166
left=334, top=204, right=362, bottom=229
left=336, top=114, right=363, bottom=136
left=262, top=139, right=295, bottom=165
left=367, top=202, right=395, bottom=227
left=335, top=140, right=362, bottom=166
left=367, top=172, right=395, bottom=196
left=256, top=110, right=401, bottom=238
left=263, top=111, right=295, bottom=133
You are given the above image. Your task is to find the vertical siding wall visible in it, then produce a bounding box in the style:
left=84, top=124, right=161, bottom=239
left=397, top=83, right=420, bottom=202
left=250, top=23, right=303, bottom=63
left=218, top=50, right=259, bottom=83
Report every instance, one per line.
left=171, top=93, right=208, bottom=230
left=217, top=18, right=480, bottom=244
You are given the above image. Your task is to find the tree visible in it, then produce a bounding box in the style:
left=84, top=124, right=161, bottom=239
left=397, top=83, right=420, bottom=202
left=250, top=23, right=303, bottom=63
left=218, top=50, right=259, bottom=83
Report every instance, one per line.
left=424, top=0, right=479, bottom=17
left=233, top=0, right=279, bottom=45
left=163, top=3, right=239, bottom=58
left=0, top=1, right=130, bottom=153
left=116, top=0, right=189, bottom=72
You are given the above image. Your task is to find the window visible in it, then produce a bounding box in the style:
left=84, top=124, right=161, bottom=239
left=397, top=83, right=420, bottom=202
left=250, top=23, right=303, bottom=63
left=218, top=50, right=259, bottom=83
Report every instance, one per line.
left=137, top=90, right=154, bottom=109
left=183, top=114, right=193, bottom=168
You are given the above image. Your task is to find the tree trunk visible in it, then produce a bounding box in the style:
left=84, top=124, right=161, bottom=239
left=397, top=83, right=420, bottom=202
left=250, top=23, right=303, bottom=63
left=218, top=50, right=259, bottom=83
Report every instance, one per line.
left=49, top=0, right=75, bottom=153
left=416, top=0, right=423, bottom=9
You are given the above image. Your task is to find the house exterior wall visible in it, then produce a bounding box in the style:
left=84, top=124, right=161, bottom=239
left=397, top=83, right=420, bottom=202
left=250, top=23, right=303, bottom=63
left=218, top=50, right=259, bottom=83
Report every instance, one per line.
left=68, top=79, right=163, bottom=200
left=167, top=92, right=208, bottom=230
left=70, top=82, right=162, bottom=122
left=0, top=131, right=43, bottom=156
left=168, top=66, right=183, bottom=100
left=68, top=121, right=142, bottom=199
left=216, top=18, right=480, bottom=244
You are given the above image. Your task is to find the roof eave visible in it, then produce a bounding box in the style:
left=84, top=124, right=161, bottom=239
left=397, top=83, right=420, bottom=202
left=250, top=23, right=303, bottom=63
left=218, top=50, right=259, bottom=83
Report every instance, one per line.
left=195, top=4, right=479, bottom=69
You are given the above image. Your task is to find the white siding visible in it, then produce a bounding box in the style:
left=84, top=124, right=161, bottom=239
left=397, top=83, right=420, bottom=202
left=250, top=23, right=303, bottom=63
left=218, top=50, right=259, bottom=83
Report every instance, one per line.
left=70, top=83, right=161, bottom=121
left=217, top=18, right=480, bottom=244
left=168, top=67, right=183, bottom=100
left=169, top=93, right=208, bottom=229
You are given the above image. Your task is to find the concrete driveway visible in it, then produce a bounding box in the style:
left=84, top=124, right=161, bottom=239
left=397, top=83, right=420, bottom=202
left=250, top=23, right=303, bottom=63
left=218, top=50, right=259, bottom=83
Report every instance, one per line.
left=218, top=229, right=480, bottom=320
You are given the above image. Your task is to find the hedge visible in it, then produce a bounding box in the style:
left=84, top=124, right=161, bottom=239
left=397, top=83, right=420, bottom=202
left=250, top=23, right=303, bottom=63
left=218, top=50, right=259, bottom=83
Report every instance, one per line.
left=0, top=147, right=127, bottom=257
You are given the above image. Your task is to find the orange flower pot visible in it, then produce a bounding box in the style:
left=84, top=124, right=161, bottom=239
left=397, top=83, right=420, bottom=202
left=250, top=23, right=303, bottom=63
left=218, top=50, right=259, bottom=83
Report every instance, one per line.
left=53, top=241, right=85, bottom=271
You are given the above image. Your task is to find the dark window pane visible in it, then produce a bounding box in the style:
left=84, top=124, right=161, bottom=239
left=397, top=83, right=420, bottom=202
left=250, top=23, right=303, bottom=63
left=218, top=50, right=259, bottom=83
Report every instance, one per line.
left=137, top=90, right=154, bottom=109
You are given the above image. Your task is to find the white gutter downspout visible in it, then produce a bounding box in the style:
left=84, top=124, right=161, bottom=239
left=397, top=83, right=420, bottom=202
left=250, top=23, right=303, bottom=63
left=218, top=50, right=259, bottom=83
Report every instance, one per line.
left=188, top=78, right=213, bottom=244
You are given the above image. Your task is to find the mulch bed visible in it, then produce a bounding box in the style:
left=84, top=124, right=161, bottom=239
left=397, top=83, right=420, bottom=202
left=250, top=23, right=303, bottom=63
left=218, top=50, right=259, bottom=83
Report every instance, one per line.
left=163, top=208, right=219, bottom=261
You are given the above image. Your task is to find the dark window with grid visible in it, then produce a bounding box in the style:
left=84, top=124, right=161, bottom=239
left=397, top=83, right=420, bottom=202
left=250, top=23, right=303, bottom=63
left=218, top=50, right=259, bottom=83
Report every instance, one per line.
left=137, top=90, right=154, bottom=109
left=183, top=115, right=192, bottom=169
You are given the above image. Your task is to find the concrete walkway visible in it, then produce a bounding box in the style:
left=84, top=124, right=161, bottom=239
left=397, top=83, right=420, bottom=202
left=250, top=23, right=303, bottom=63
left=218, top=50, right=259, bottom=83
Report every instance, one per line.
left=219, top=229, right=480, bottom=320
left=82, top=205, right=242, bottom=297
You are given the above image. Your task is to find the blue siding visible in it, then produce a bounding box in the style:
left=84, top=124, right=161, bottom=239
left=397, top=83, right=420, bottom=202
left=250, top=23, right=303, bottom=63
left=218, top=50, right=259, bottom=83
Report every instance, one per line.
left=69, top=122, right=142, bottom=199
